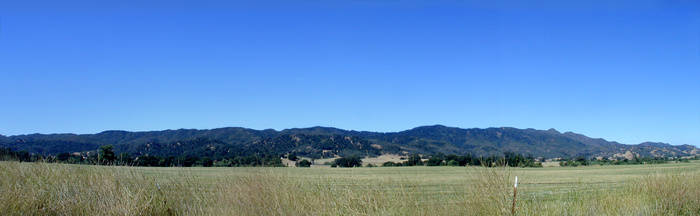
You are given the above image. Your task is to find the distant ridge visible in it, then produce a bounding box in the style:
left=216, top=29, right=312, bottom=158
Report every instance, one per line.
left=1, top=125, right=698, bottom=159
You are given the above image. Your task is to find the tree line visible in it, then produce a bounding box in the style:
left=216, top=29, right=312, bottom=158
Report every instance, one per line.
left=0, top=134, right=381, bottom=167
left=558, top=155, right=695, bottom=166
left=3, top=145, right=696, bottom=168
left=379, top=151, right=543, bottom=167
left=310, top=151, right=544, bottom=168
left=0, top=145, right=284, bottom=167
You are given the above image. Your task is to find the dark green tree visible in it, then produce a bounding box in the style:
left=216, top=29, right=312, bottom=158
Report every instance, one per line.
left=295, top=159, right=312, bottom=167
left=426, top=155, right=444, bottom=166
left=56, top=152, right=72, bottom=162
left=117, top=153, right=133, bottom=165
left=405, top=154, right=423, bottom=166
left=98, top=145, right=116, bottom=164
left=382, top=161, right=397, bottom=167
left=196, top=157, right=213, bottom=167
left=575, top=155, right=589, bottom=166
left=332, top=156, right=362, bottom=167
left=288, top=152, right=298, bottom=161
left=447, top=160, right=459, bottom=166
left=17, top=151, right=30, bottom=162
left=135, top=155, right=164, bottom=166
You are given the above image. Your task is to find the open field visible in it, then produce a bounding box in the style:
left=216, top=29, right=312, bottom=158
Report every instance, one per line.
left=1, top=161, right=699, bottom=215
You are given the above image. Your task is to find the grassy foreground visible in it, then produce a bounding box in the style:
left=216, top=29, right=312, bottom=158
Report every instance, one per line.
left=1, top=161, right=699, bottom=215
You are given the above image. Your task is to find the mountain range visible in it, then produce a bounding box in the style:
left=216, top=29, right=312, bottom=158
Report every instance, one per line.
left=1, top=125, right=697, bottom=159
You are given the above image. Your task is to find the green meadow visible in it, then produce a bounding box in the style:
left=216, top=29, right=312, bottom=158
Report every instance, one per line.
left=1, top=161, right=698, bottom=215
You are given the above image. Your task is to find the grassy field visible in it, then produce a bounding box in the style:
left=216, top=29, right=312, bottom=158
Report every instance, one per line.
left=1, top=161, right=699, bottom=215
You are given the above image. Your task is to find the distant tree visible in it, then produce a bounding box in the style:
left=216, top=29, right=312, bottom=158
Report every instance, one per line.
left=56, top=152, right=72, bottom=162
left=17, top=150, right=30, bottom=162
left=480, top=155, right=502, bottom=167
left=117, top=153, right=133, bottom=165
left=135, top=155, right=164, bottom=166
left=88, top=152, right=98, bottom=164
left=213, top=159, right=232, bottom=167
left=68, top=154, right=84, bottom=164
left=288, top=152, right=298, bottom=161
left=445, top=154, right=458, bottom=162
left=405, top=154, right=423, bottom=166
left=181, top=156, right=201, bottom=167
left=98, top=145, right=116, bottom=164
left=295, top=159, right=312, bottom=167
left=445, top=154, right=471, bottom=166
left=559, top=158, right=580, bottom=167
left=264, top=155, right=285, bottom=167
left=433, top=153, right=446, bottom=161
left=500, top=151, right=542, bottom=167
left=447, top=160, right=459, bottom=166
left=331, top=156, right=362, bottom=167
left=0, top=148, right=14, bottom=161
left=382, top=161, right=397, bottom=167
left=30, top=154, right=45, bottom=162
left=426, top=155, right=444, bottom=166
left=196, top=157, right=213, bottom=167
left=575, top=155, right=589, bottom=166
left=503, top=151, right=522, bottom=166
left=471, top=156, right=482, bottom=166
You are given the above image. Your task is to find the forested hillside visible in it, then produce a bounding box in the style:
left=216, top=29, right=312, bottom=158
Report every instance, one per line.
left=1, top=125, right=697, bottom=162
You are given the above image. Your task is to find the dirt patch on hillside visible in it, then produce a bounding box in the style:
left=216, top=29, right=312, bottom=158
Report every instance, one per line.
left=310, top=157, right=334, bottom=164
left=362, top=154, right=407, bottom=166
left=613, top=151, right=636, bottom=160
left=285, top=154, right=409, bottom=167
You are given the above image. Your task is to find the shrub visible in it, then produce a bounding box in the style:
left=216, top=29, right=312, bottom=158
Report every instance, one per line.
left=295, top=159, right=312, bottom=167
left=447, top=160, right=459, bottom=166
left=426, top=156, right=444, bottom=166
left=405, top=154, right=423, bottom=166
left=331, top=156, right=362, bottom=167
left=288, top=152, right=298, bottom=161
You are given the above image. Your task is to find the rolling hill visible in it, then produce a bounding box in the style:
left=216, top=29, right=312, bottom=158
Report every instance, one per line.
left=1, top=125, right=697, bottom=159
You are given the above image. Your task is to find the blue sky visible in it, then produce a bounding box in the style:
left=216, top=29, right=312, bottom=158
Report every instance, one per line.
left=1, top=1, right=699, bottom=146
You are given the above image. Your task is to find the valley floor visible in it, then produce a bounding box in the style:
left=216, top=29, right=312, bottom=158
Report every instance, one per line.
left=1, top=161, right=699, bottom=215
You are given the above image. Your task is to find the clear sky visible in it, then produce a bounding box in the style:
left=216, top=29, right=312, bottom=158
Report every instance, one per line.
left=1, top=1, right=699, bottom=146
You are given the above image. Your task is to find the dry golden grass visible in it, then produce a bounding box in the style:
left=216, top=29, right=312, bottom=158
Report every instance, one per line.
left=633, top=169, right=700, bottom=215
left=361, top=154, right=407, bottom=166
left=1, top=161, right=699, bottom=215
left=0, top=162, right=177, bottom=215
